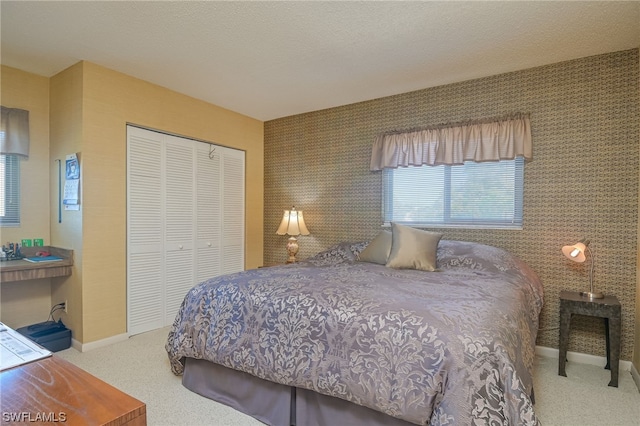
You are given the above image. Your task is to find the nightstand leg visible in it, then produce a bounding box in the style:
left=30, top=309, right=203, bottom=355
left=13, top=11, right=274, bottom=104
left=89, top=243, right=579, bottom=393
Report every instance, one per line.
left=604, top=317, right=610, bottom=370
left=558, top=310, right=571, bottom=377
left=608, top=315, right=621, bottom=388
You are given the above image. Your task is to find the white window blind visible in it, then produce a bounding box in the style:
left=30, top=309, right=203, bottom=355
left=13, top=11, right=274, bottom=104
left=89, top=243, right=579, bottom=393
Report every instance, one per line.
left=383, top=158, right=523, bottom=229
left=0, top=154, right=20, bottom=226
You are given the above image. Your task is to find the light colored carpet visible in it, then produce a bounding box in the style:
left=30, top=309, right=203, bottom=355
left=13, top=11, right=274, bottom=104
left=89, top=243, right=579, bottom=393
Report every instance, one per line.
left=532, top=355, right=640, bottom=425
left=57, top=327, right=261, bottom=426
left=56, top=327, right=640, bottom=426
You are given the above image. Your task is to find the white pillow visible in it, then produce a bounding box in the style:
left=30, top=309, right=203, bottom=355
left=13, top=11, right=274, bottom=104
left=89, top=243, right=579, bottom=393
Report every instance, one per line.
left=386, top=223, right=442, bottom=271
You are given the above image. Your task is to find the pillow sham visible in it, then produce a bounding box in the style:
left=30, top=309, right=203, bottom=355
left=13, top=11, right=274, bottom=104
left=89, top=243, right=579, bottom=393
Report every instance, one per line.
left=357, top=230, right=392, bottom=264
left=386, top=223, right=442, bottom=272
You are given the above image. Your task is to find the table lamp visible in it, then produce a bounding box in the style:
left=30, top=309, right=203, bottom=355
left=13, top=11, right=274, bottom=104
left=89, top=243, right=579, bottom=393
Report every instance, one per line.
left=276, top=207, right=310, bottom=263
left=562, top=239, right=604, bottom=299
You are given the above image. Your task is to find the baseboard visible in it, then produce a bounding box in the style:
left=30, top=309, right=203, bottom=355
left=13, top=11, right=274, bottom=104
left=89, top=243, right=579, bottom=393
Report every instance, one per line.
left=535, top=345, right=632, bottom=372
left=631, top=362, right=640, bottom=392
left=71, top=332, right=129, bottom=352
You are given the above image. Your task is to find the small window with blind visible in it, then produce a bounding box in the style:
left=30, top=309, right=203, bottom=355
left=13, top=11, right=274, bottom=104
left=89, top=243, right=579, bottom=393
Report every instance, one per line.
left=0, top=154, right=20, bottom=226
left=383, top=158, right=523, bottom=229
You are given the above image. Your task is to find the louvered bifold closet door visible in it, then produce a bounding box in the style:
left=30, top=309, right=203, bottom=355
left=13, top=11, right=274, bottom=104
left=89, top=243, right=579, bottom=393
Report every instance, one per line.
left=127, top=127, right=164, bottom=336
left=164, top=135, right=196, bottom=326
left=128, top=126, right=245, bottom=336
left=195, top=143, right=222, bottom=283
left=221, top=148, right=245, bottom=274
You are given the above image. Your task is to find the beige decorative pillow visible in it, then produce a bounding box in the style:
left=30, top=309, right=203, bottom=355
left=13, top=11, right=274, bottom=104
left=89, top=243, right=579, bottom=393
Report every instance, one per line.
left=358, top=230, right=392, bottom=264
left=386, top=223, right=442, bottom=271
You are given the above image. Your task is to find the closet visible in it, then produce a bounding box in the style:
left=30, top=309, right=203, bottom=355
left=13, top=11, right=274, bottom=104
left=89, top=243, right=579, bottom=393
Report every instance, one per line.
left=126, top=126, right=245, bottom=335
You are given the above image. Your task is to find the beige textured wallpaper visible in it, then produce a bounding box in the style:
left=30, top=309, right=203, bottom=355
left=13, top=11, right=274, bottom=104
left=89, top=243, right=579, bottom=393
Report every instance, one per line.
left=265, top=49, right=639, bottom=361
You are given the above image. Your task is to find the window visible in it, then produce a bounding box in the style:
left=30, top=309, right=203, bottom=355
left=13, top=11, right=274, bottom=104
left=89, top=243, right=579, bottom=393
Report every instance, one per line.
left=383, top=158, right=523, bottom=229
left=0, top=154, right=20, bottom=226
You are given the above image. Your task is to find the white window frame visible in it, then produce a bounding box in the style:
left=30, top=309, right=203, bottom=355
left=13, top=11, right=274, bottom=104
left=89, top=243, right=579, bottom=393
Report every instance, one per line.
left=382, top=158, right=524, bottom=230
left=0, top=154, right=21, bottom=227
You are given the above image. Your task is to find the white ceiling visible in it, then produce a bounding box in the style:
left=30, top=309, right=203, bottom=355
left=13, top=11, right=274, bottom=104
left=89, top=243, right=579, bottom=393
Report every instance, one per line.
left=1, top=1, right=639, bottom=121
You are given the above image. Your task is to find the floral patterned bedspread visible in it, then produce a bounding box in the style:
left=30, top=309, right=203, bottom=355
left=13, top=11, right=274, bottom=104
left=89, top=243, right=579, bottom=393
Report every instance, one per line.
left=166, top=240, right=543, bottom=425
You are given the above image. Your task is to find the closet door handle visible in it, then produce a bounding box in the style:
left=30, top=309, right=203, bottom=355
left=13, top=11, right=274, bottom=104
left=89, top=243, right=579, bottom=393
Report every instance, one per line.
left=178, top=244, right=183, bottom=250
left=207, top=242, right=212, bottom=247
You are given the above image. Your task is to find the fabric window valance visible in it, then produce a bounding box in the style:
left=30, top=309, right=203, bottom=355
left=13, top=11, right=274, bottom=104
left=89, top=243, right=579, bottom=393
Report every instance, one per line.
left=370, top=114, right=531, bottom=171
left=1, top=106, right=30, bottom=158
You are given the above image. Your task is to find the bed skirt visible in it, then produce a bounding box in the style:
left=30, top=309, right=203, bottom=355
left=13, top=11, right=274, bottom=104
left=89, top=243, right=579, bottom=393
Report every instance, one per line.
left=183, top=357, right=416, bottom=426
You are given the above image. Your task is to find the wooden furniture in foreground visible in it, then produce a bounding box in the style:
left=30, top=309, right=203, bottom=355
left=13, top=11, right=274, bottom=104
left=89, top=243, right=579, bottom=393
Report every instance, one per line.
left=0, top=247, right=73, bottom=282
left=0, top=356, right=146, bottom=425
left=558, top=290, right=621, bottom=387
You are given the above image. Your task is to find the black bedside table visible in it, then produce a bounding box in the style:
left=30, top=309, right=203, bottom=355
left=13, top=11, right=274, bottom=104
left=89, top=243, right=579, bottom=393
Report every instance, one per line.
left=558, top=290, right=621, bottom=387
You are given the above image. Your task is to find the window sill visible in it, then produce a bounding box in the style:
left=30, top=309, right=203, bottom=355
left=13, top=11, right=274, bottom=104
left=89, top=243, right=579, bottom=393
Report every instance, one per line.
left=382, top=222, right=522, bottom=231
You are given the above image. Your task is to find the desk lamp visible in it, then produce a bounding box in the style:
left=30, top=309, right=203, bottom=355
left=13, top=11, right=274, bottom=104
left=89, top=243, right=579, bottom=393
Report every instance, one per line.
left=562, top=239, right=604, bottom=299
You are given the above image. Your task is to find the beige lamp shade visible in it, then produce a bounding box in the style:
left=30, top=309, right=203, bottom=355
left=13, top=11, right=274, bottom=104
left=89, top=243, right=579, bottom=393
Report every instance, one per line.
left=561, top=241, right=588, bottom=263
left=276, top=208, right=310, bottom=236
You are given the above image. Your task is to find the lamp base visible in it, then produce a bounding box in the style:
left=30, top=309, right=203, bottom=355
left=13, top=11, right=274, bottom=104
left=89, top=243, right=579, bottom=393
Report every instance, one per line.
left=580, top=291, right=604, bottom=299
left=286, top=236, right=299, bottom=263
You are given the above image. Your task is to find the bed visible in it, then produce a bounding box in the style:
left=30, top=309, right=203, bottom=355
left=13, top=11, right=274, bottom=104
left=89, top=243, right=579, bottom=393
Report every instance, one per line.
left=166, top=231, right=543, bottom=426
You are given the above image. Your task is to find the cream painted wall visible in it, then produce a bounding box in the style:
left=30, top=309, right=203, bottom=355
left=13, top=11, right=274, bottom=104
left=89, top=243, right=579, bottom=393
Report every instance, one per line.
left=49, top=62, right=85, bottom=341
left=0, top=66, right=52, bottom=329
left=0, top=66, right=51, bottom=243
left=1, top=280, right=52, bottom=328
left=3, top=62, right=263, bottom=344
left=54, top=61, right=264, bottom=343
